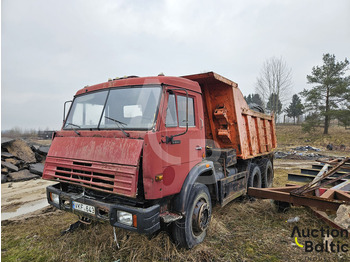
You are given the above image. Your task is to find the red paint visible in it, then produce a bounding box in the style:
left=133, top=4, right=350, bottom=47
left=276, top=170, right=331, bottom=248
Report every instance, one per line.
left=142, top=86, right=205, bottom=199
left=47, top=136, right=143, bottom=166
left=44, top=157, right=138, bottom=197
left=43, top=72, right=276, bottom=201
left=163, top=166, right=175, bottom=186
left=182, top=72, right=277, bottom=159
left=319, top=188, right=327, bottom=195
left=76, top=76, right=201, bottom=96
left=43, top=135, right=143, bottom=197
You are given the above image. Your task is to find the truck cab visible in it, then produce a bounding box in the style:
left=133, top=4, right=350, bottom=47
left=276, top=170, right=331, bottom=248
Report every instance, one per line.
left=43, top=72, right=276, bottom=248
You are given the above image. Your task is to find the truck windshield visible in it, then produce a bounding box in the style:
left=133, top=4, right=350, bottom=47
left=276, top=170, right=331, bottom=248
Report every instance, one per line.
left=64, top=86, right=162, bottom=130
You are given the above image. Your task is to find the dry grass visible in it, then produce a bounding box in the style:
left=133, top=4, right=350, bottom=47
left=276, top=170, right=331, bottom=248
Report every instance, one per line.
left=3, top=198, right=350, bottom=261
left=2, top=125, right=350, bottom=261
left=276, top=124, right=350, bottom=150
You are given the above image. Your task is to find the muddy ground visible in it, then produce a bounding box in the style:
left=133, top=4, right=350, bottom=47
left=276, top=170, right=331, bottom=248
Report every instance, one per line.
left=1, top=179, right=55, bottom=220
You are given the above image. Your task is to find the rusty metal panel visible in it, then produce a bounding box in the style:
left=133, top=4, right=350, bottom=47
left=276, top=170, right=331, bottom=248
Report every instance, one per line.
left=239, top=113, right=250, bottom=157
left=201, top=80, right=241, bottom=151
left=292, top=158, right=349, bottom=195
left=43, top=136, right=143, bottom=197
left=270, top=116, right=277, bottom=148
left=43, top=157, right=139, bottom=197
left=247, top=115, right=259, bottom=155
left=47, top=136, right=143, bottom=166
left=264, top=119, right=272, bottom=151
left=248, top=187, right=347, bottom=211
left=256, top=118, right=266, bottom=153
left=182, top=72, right=276, bottom=159
left=249, top=158, right=350, bottom=213
left=242, top=115, right=252, bottom=156
left=75, top=75, right=201, bottom=96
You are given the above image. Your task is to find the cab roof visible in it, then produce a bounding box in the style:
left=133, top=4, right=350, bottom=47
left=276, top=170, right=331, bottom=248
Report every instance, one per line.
left=75, top=72, right=239, bottom=96
left=75, top=75, right=202, bottom=96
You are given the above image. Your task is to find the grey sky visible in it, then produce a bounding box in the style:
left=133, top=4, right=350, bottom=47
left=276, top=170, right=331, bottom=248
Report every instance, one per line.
left=2, top=0, right=349, bottom=130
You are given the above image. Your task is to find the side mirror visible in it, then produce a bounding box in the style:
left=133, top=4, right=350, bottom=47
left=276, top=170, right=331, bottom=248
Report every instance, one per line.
left=63, top=100, right=72, bottom=124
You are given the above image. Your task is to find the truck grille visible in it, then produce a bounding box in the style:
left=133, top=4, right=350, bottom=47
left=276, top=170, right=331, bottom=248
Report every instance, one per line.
left=43, top=157, right=138, bottom=197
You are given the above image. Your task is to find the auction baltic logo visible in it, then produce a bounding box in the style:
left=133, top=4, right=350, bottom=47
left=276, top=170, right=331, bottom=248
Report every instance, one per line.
left=291, top=226, right=348, bottom=252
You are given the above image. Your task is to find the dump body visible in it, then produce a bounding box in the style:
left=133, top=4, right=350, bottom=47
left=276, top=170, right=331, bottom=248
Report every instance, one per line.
left=183, top=72, right=277, bottom=159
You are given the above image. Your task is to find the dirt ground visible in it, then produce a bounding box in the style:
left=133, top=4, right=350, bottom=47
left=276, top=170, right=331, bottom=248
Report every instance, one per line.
left=3, top=158, right=350, bottom=262
left=0, top=159, right=312, bottom=221
left=2, top=125, right=349, bottom=222
left=1, top=179, right=55, bottom=219
left=2, top=124, right=350, bottom=261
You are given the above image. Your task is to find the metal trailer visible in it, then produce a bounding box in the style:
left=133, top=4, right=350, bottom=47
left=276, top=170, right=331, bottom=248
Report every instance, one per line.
left=248, top=158, right=350, bottom=230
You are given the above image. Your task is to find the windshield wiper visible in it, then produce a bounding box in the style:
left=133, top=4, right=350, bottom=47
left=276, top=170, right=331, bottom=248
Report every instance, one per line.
left=65, top=122, right=81, bottom=136
left=105, top=116, right=130, bottom=137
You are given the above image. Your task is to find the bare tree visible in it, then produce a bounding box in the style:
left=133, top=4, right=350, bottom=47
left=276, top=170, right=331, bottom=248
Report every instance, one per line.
left=255, top=57, right=293, bottom=121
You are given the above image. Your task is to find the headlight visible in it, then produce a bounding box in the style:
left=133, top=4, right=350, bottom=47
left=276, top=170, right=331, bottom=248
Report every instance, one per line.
left=117, top=211, right=133, bottom=226
left=50, top=193, right=60, bottom=205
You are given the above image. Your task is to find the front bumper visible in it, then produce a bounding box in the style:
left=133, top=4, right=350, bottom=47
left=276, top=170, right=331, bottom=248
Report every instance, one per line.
left=46, top=183, right=160, bottom=234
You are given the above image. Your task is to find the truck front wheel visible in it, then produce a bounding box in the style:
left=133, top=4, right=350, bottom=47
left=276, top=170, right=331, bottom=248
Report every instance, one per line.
left=172, top=183, right=212, bottom=249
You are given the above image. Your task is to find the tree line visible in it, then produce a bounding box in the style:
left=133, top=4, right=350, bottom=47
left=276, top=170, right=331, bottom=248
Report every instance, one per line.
left=244, top=54, right=350, bottom=135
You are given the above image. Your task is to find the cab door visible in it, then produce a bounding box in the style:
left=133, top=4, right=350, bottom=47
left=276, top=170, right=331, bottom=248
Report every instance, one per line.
left=159, top=88, right=205, bottom=195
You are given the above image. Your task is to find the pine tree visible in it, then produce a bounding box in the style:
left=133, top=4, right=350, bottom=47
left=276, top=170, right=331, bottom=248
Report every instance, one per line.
left=244, top=93, right=264, bottom=108
left=266, top=93, right=282, bottom=117
left=301, top=54, right=350, bottom=134
left=285, top=94, right=304, bottom=124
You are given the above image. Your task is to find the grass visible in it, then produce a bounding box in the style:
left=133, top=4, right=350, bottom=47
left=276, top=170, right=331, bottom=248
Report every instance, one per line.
left=3, top=200, right=350, bottom=261
left=276, top=124, right=350, bottom=150
left=2, top=124, right=350, bottom=261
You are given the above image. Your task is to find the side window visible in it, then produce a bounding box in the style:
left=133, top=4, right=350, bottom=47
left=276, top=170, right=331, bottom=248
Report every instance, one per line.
left=165, top=94, right=178, bottom=127
left=178, top=95, right=195, bottom=127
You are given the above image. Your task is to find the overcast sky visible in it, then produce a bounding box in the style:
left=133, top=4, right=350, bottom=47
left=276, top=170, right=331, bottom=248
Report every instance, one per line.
left=1, top=0, right=349, bottom=131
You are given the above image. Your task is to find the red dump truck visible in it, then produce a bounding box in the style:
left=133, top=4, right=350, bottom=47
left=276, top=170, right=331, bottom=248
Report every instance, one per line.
left=42, top=72, right=276, bottom=248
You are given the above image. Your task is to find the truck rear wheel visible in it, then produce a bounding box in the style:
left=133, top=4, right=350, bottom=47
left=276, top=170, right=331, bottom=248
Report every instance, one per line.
left=248, top=163, right=262, bottom=188
left=172, top=183, right=212, bottom=249
left=262, top=159, right=273, bottom=188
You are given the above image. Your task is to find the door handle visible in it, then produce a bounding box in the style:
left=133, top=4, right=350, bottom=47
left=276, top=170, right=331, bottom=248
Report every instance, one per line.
left=195, top=146, right=202, bottom=150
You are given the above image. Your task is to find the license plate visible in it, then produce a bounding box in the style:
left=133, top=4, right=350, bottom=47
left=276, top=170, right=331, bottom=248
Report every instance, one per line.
left=72, top=201, right=95, bottom=215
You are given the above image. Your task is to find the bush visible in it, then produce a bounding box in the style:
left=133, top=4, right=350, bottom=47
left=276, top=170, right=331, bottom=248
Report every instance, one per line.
left=302, top=113, right=322, bottom=133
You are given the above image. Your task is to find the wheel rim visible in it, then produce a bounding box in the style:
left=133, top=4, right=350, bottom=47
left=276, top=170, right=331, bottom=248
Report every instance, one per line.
left=192, top=198, right=210, bottom=236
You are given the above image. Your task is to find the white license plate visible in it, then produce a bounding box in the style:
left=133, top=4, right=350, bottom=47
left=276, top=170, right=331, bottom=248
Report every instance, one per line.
left=72, top=201, right=95, bottom=215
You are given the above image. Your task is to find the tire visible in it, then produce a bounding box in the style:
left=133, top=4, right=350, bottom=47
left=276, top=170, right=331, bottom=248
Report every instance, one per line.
left=248, top=163, right=262, bottom=188
left=172, top=183, right=212, bottom=249
left=261, top=159, right=274, bottom=188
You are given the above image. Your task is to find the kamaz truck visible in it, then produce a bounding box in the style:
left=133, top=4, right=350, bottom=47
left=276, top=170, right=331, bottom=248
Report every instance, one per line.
left=42, top=72, right=276, bottom=248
